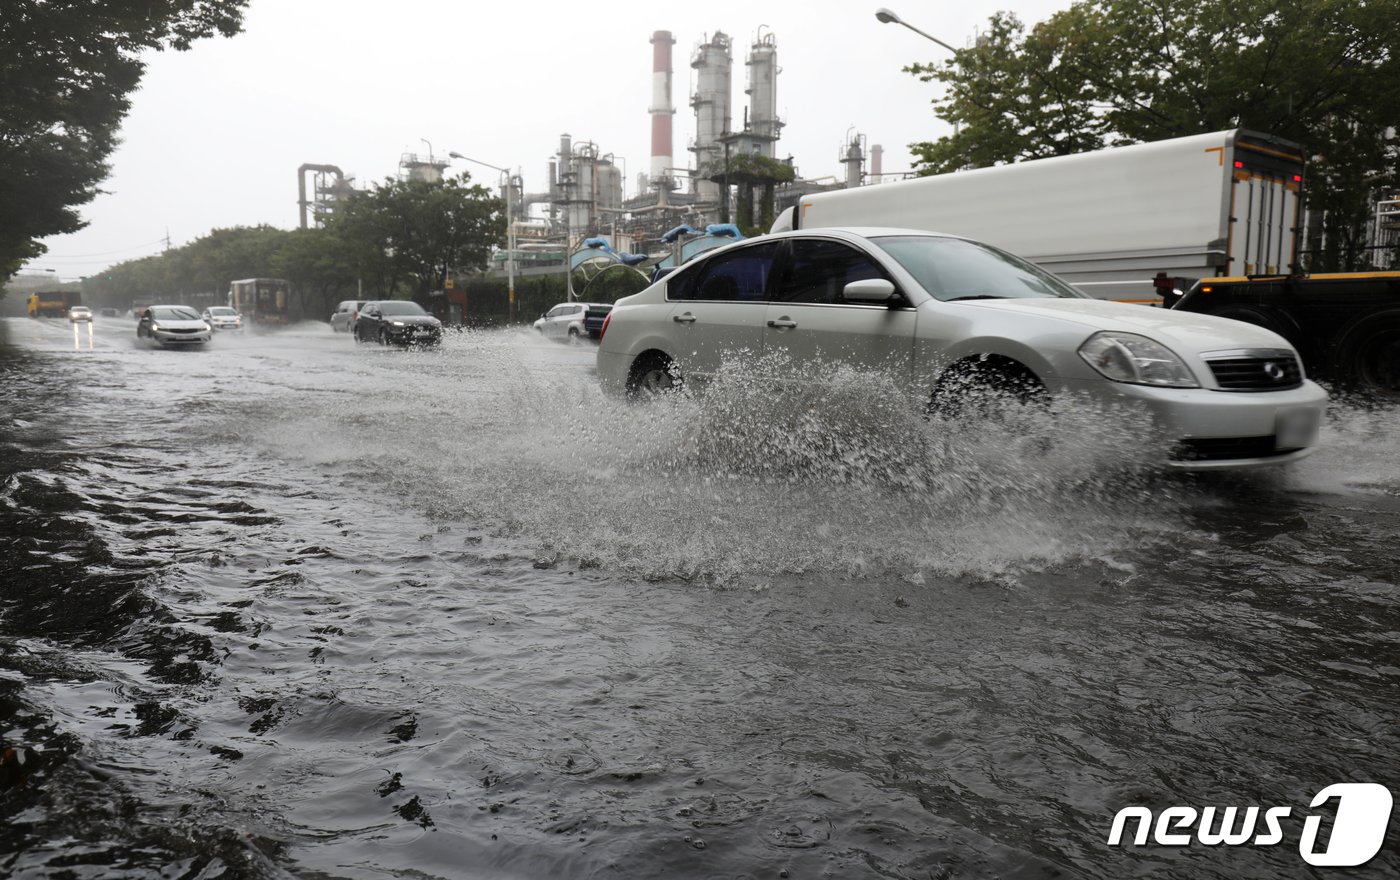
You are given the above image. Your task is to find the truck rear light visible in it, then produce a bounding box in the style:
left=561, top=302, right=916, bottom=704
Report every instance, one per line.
left=598, top=310, right=612, bottom=341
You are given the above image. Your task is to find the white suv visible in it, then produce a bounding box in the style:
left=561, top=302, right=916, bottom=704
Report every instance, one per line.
left=533, top=302, right=610, bottom=341
left=595, top=228, right=1327, bottom=469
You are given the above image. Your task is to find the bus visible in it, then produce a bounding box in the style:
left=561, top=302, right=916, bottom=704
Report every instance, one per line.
left=229, top=278, right=291, bottom=324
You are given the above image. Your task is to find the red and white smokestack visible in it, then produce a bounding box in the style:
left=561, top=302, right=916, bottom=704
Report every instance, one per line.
left=649, top=30, right=676, bottom=183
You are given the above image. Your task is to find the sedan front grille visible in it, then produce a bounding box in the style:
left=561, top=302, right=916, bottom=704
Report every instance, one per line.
left=1172, top=436, right=1300, bottom=461
left=1203, top=350, right=1302, bottom=391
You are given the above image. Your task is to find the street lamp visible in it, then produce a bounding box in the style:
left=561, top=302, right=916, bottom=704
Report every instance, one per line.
left=875, top=7, right=964, bottom=142
left=448, top=150, right=517, bottom=321
left=874, top=7, right=958, bottom=54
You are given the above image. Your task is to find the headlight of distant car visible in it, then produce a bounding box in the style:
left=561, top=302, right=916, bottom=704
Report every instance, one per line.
left=1078, top=332, right=1199, bottom=387
left=391, top=320, right=406, bottom=327
left=151, top=322, right=162, bottom=331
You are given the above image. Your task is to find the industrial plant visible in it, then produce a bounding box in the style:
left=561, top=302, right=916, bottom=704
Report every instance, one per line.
left=296, top=26, right=893, bottom=279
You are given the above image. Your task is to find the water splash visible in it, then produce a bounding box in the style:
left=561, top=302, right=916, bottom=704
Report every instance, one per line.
left=247, top=335, right=1188, bottom=585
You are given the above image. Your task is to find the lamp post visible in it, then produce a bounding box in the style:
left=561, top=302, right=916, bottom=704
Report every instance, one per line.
left=874, top=7, right=958, bottom=53
left=875, top=8, right=963, bottom=141
left=448, top=151, right=517, bottom=321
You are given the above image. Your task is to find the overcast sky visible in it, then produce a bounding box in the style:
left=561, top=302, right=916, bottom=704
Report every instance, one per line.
left=26, top=0, right=1073, bottom=280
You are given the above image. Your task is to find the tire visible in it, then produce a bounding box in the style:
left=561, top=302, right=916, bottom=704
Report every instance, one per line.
left=929, top=356, right=1046, bottom=419
left=567, top=327, right=581, bottom=344
left=626, top=353, right=682, bottom=399
left=379, top=328, right=390, bottom=346
left=1332, top=309, right=1400, bottom=401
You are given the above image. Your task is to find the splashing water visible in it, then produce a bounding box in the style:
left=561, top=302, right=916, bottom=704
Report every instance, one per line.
left=250, top=334, right=1187, bottom=585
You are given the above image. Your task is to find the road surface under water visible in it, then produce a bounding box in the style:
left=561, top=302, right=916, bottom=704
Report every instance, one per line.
left=1, top=315, right=1397, bottom=879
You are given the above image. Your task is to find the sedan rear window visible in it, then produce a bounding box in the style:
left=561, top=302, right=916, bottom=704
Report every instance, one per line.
left=872, top=235, right=1086, bottom=301
left=669, top=242, right=779, bottom=302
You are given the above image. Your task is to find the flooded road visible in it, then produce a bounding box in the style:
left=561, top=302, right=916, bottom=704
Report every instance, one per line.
left=2, top=314, right=1397, bottom=879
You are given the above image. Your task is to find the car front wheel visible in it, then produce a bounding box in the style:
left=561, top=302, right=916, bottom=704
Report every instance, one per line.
left=928, top=356, right=1046, bottom=419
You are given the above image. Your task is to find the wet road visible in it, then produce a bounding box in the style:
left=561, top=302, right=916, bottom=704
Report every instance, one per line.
left=1, top=315, right=1397, bottom=879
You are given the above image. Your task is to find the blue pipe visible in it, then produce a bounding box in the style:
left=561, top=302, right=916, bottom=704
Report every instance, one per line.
left=705, top=223, right=744, bottom=240
left=660, top=224, right=700, bottom=244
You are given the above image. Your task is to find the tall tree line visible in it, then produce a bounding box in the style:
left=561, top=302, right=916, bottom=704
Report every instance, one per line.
left=80, top=174, right=505, bottom=319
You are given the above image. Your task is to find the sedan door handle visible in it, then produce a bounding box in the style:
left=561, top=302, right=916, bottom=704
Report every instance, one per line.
left=673, top=312, right=697, bottom=324
left=767, top=318, right=798, bottom=329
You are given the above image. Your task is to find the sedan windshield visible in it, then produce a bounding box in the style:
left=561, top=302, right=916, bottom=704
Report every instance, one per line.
left=208, top=307, right=237, bottom=316
left=871, top=235, right=1087, bottom=301
left=152, top=306, right=201, bottom=320
left=376, top=301, right=428, bottom=316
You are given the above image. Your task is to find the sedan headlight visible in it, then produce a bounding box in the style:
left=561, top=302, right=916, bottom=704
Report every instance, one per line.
left=150, top=322, right=162, bottom=331
left=1078, top=332, right=1199, bottom=387
left=391, top=320, right=406, bottom=327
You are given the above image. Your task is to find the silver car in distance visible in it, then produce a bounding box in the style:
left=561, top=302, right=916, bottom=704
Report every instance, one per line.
left=595, top=228, right=1327, bottom=470
left=136, top=304, right=213, bottom=348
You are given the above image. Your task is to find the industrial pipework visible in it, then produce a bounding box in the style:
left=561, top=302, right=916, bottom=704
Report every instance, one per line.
left=297, top=164, right=346, bottom=229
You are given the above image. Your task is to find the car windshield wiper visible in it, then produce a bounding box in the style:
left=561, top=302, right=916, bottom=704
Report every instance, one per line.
left=945, top=294, right=1009, bottom=301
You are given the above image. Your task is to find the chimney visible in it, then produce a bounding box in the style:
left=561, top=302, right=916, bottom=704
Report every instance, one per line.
left=649, top=30, right=676, bottom=185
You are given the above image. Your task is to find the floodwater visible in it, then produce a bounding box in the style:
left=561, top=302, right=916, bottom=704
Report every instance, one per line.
left=1, top=315, right=1397, bottom=879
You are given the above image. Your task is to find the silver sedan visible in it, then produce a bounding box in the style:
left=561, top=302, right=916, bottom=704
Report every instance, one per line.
left=596, top=228, right=1327, bottom=470
left=136, top=305, right=212, bottom=348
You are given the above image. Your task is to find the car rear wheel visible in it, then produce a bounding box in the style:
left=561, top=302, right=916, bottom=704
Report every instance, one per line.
left=626, top=353, right=682, bottom=399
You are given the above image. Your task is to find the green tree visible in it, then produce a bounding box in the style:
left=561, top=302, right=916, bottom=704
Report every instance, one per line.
left=905, top=0, right=1400, bottom=270
left=82, top=225, right=290, bottom=310
left=0, top=1, right=249, bottom=282
left=328, top=173, right=504, bottom=300
left=271, top=227, right=361, bottom=319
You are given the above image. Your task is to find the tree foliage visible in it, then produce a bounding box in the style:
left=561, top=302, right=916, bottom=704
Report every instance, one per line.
left=905, top=0, right=1400, bottom=269
left=79, top=176, right=506, bottom=321
left=327, top=174, right=504, bottom=299
left=0, top=0, right=249, bottom=280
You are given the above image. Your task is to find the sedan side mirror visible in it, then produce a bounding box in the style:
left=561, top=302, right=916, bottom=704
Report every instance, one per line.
left=843, top=278, right=897, bottom=304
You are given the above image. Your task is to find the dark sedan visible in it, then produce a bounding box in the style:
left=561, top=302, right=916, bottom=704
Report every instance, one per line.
left=353, top=300, right=443, bottom=347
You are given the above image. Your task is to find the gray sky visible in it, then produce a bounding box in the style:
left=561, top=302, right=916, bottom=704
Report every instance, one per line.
left=26, top=0, right=1072, bottom=280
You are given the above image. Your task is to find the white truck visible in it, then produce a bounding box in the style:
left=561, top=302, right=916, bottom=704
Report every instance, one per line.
left=772, top=129, right=1303, bottom=303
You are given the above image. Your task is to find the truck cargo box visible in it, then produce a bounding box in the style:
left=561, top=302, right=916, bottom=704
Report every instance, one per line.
left=774, top=129, right=1305, bottom=303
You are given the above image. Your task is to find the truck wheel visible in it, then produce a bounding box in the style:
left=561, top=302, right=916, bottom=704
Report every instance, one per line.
left=626, top=353, right=682, bottom=399
left=929, top=356, right=1046, bottom=419
left=568, top=327, right=581, bottom=344
left=1333, top=309, right=1400, bottom=400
